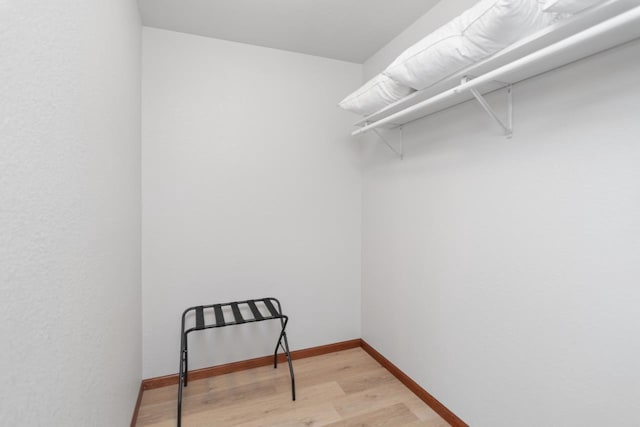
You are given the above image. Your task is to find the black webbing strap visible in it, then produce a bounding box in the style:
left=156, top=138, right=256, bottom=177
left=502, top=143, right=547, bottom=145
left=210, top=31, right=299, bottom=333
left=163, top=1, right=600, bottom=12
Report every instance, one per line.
left=263, top=299, right=279, bottom=318
left=195, top=306, right=205, bottom=330
left=231, top=302, right=244, bottom=324
left=213, top=304, right=225, bottom=326
left=248, top=300, right=264, bottom=321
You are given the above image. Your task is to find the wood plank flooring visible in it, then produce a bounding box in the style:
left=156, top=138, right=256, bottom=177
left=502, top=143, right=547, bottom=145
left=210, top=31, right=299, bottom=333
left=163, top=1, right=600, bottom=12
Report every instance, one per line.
left=135, top=348, right=449, bottom=427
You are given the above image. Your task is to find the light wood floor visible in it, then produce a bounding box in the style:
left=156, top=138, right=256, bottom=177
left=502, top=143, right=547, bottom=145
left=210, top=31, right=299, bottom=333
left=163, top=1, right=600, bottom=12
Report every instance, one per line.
left=135, top=348, right=449, bottom=427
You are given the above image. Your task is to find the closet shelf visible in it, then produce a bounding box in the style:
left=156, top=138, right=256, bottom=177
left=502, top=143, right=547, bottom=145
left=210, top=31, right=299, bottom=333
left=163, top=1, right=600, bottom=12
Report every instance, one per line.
left=353, top=2, right=640, bottom=137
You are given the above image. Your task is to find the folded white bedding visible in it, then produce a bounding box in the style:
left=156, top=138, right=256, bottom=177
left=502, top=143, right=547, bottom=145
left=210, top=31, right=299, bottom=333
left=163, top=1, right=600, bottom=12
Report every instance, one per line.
left=384, top=0, right=555, bottom=90
left=338, top=74, right=414, bottom=117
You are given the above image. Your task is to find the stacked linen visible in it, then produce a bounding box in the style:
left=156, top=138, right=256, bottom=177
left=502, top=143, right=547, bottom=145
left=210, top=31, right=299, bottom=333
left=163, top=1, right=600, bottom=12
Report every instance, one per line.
left=338, top=0, right=609, bottom=117
left=338, top=74, right=414, bottom=117
left=384, top=0, right=555, bottom=91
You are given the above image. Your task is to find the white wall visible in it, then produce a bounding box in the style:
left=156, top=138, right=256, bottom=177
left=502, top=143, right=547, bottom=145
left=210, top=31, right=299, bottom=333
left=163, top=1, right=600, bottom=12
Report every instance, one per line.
left=0, top=1, right=141, bottom=426
left=142, top=28, right=362, bottom=378
left=361, top=27, right=640, bottom=427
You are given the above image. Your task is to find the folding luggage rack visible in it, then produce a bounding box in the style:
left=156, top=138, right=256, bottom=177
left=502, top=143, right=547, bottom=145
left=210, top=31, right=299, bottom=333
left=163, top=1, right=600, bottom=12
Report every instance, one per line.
left=177, top=297, right=295, bottom=427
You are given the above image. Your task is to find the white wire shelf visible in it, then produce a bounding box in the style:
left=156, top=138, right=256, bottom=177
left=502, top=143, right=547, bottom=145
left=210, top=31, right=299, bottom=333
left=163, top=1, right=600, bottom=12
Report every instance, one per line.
left=352, top=1, right=640, bottom=137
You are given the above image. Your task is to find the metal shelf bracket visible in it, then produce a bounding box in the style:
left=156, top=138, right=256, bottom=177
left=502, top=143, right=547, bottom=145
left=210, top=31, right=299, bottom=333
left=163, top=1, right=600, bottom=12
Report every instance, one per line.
left=463, top=76, right=513, bottom=138
left=372, top=126, right=404, bottom=159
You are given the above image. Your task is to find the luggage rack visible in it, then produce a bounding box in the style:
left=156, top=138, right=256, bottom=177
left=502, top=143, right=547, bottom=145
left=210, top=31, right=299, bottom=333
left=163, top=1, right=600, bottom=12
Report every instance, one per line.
left=177, top=297, right=295, bottom=427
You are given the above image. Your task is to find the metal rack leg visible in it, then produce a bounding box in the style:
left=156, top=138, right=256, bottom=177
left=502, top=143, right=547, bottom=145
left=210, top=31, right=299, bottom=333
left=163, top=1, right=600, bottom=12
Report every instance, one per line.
left=177, top=334, right=185, bottom=427
left=282, top=332, right=296, bottom=401
left=183, top=333, right=189, bottom=386
left=273, top=329, right=285, bottom=369
left=273, top=320, right=295, bottom=401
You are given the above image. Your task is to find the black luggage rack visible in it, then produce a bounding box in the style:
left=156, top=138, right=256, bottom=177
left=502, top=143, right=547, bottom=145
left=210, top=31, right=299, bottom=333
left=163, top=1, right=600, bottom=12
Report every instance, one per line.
left=177, top=297, right=295, bottom=427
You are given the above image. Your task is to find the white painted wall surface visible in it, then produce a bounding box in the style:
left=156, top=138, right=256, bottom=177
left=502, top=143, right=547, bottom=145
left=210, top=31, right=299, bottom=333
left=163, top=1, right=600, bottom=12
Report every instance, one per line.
left=142, top=28, right=362, bottom=378
left=361, top=36, right=640, bottom=426
left=0, top=1, right=141, bottom=426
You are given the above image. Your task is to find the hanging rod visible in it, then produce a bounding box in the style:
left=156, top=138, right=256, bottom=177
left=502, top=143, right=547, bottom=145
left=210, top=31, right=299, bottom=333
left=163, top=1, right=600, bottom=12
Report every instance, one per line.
left=352, top=4, right=640, bottom=137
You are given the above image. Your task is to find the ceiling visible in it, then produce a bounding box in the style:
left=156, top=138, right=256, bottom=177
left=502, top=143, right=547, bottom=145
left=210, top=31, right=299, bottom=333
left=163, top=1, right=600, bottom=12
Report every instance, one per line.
left=137, top=0, right=440, bottom=63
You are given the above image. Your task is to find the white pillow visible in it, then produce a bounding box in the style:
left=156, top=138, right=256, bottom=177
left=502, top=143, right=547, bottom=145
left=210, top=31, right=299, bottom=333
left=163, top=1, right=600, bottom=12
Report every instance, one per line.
left=384, top=0, right=554, bottom=90
left=542, top=0, right=605, bottom=13
left=338, top=74, right=414, bottom=116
